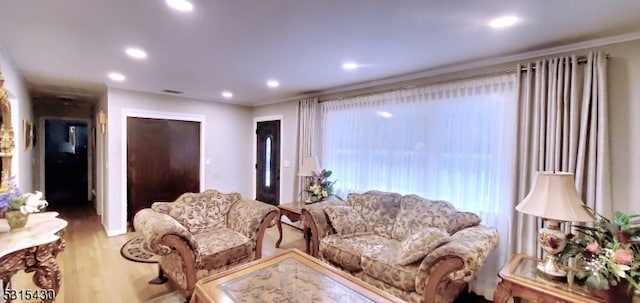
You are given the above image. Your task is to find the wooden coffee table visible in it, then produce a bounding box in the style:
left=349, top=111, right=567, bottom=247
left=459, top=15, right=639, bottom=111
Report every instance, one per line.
left=190, top=249, right=404, bottom=303
left=276, top=201, right=311, bottom=253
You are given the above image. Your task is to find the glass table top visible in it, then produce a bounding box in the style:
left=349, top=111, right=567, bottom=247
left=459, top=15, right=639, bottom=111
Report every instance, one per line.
left=220, top=257, right=375, bottom=303
left=512, top=256, right=607, bottom=301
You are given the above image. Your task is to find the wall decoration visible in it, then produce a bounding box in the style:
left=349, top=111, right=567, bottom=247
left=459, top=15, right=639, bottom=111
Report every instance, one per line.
left=23, top=119, right=32, bottom=150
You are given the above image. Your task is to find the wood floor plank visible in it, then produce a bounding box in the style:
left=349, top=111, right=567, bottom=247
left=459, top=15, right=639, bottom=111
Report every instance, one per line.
left=8, top=205, right=305, bottom=303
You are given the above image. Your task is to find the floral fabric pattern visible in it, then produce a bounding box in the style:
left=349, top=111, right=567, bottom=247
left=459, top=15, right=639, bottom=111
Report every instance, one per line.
left=360, top=242, right=419, bottom=291
left=347, top=191, right=402, bottom=238
left=133, top=190, right=277, bottom=298
left=323, top=205, right=370, bottom=235
left=133, top=208, right=199, bottom=255
left=320, top=233, right=394, bottom=271
left=304, top=190, right=499, bottom=303
left=152, top=190, right=241, bottom=234
left=391, top=195, right=458, bottom=240
left=227, top=198, right=279, bottom=240
left=194, top=228, right=252, bottom=268
left=446, top=212, right=481, bottom=234
left=303, top=200, right=348, bottom=238
left=417, top=225, right=499, bottom=289
left=397, top=227, right=451, bottom=265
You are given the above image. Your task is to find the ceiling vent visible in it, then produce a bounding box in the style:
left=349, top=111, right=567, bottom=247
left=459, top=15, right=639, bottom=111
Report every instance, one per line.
left=162, top=89, right=184, bottom=94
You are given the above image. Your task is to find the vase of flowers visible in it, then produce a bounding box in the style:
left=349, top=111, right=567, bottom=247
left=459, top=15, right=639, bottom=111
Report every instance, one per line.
left=560, top=211, right=640, bottom=301
left=0, top=177, right=48, bottom=231
left=305, top=169, right=337, bottom=203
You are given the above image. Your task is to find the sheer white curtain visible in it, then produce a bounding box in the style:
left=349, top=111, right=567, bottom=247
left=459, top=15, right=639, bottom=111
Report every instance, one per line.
left=514, top=51, right=612, bottom=257
left=320, top=74, right=517, bottom=298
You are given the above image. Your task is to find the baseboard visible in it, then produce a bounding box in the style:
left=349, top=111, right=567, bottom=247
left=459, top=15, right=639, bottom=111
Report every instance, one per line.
left=105, top=227, right=127, bottom=237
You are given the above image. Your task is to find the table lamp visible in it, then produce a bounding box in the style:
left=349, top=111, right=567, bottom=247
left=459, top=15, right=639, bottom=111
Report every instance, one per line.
left=515, top=171, right=595, bottom=280
left=298, top=155, right=320, bottom=202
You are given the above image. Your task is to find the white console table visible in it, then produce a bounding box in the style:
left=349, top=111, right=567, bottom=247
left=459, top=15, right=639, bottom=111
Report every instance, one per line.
left=0, top=212, right=67, bottom=302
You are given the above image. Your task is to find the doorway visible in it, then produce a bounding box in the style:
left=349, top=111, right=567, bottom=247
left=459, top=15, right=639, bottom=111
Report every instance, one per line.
left=255, top=120, right=280, bottom=206
left=44, top=120, right=89, bottom=207
left=126, top=117, right=200, bottom=223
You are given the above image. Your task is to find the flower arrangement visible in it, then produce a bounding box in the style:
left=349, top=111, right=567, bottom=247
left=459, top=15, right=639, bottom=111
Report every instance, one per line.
left=305, top=169, right=337, bottom=203
left=560, top=211, right=640, bottom=291
left=0, top=177, right=48, bottom=214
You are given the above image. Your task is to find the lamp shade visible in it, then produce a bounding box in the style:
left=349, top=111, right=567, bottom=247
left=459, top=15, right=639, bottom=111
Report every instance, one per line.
left=298, top=155, right=320, bottom=177
left=516, top=171, right=595, bottom=222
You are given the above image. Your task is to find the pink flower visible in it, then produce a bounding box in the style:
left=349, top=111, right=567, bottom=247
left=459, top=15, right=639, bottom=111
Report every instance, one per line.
left=586, top=241, right=599, bottom=252
left=614, top=248, right=634, bottom=265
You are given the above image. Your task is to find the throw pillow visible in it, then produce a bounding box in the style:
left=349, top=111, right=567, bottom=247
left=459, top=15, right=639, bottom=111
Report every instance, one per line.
left=323, top=205, right=371, bottom=235
left=397, top=227, right=451, bottom=265
left=447, top=212, right=481, bottom=234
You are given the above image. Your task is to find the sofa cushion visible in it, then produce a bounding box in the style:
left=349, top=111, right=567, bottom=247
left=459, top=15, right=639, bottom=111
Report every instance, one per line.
left=391, top=194, right=458, bottom=240
left=319, top=233, right=394, bottom=271
left=323, top=205, right=370, bottom=235
left=360, top=241, right=419, bottom=292
left=194, top=227, right=252, bottom=269
left=397, top=227, right=451, bottom=265
left=347, top=191, right=402, bottom=237
left=447, top=212, right=481, bottom=234
left=152, top=190, right=241, bottom=234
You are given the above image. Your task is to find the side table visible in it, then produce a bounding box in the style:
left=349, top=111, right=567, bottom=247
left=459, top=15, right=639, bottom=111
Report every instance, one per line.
left=494, top=254, right=608, bottom=303
left=0, top=212, right=67, bottom=303
left=275, top=202, right=311, bottom=254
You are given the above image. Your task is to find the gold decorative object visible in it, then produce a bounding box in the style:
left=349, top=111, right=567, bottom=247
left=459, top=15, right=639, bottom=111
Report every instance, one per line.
left=5, top=210, right=28, bottom=230
left=0, top=68, right=15, bottom=193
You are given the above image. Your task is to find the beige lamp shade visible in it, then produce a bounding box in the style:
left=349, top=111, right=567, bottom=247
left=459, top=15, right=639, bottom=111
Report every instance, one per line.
left=298, top=155, right=320, bottom=177
left=516, top=171, right=595, bottom=222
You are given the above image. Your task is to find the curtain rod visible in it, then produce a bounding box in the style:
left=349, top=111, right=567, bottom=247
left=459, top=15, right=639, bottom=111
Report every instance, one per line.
left=320, top=53, right=609, bottom=102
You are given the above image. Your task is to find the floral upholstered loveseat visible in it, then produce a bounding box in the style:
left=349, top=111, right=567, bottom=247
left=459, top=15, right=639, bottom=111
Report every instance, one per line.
left=133, top=190, right=279, bottom=298
left=301, top=190, right=499, bottom=303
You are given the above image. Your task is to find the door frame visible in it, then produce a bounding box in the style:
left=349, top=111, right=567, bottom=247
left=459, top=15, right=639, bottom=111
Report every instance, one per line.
left=253, top=115, right=283, bottom=204
left=121, top=109, right=205, bottom=231
left=38, top=117, right=93, bottom=205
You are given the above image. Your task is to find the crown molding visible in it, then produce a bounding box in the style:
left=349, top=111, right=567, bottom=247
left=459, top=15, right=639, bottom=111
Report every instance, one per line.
left=262, top=31, right=640, bottom=104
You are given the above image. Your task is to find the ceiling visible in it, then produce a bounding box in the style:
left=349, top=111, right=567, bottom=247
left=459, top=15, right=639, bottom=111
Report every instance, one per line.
left=0, top=1, right=639, bottom=107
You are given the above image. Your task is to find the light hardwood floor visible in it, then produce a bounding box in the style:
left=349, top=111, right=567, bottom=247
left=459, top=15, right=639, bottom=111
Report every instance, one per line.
left=9, top=204, right=306, bottom=303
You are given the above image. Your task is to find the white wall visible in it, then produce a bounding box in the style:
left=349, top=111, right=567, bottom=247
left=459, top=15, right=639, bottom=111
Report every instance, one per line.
left=0, top=43, right=33, bottom=193
left=252, top=100, right=299, bottom=204
left=103, top=88, right=253, bottom=236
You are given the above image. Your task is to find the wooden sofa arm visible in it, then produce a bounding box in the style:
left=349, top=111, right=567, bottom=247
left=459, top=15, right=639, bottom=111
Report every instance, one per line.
left=416, top=225, right=499, bottom=302
left=301, top=199, right=347, bottom=257
left=227, top=199, right=279, bottom=259
left=133, top=208, right=199, bottom=255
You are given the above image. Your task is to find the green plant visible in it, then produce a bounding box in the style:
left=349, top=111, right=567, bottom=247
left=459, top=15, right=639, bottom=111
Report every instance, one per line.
left=560, top=211, right=640, bottom=290
left=305, top=169, right=337, bottom=202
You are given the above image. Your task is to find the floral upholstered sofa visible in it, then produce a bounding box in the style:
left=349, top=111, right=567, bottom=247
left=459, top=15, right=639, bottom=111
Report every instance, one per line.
left=133, top=190, right=279, bottom=298
left=301, top=190, right=498, bottom=303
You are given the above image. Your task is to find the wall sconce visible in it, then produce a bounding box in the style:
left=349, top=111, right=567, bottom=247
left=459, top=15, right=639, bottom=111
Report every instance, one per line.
left=98, top=111, right=106, bottom=134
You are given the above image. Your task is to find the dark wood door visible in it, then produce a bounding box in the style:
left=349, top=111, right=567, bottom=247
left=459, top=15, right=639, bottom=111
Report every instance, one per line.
left=256, top=120, right=280, bottom=205
left=127, top=117, right=200, bottom=222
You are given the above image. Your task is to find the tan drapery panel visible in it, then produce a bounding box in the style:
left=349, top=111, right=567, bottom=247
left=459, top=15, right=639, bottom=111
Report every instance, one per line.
left=513, top=51, right=612, bottom=257
left=296, top=98, right=319, bottom=200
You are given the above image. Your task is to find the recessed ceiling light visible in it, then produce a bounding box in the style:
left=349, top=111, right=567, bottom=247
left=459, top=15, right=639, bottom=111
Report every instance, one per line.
left=267, top=80, right=280, bottom=88
left=108, top=72, right=125, bottom=82
left=222, top=91, right=233, bottom=98
left=125, top=47, right=147, bottom=59
left=376, top=110, right=393, bottom=119
left=166, top=0, right=193, bottom=12
left=489, top=16, right=519, bottom=28
left=342, top=62, right=359, bottom=70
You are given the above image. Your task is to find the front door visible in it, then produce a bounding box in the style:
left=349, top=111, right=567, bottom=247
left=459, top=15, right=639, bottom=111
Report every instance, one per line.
left=127, top=117, right=200, bottom=223
left=256, top=120, right=280, bottom=205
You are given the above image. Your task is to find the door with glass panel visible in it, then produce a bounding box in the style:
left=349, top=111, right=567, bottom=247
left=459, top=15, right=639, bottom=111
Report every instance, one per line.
left=255, top=120, right=280, bottom=205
